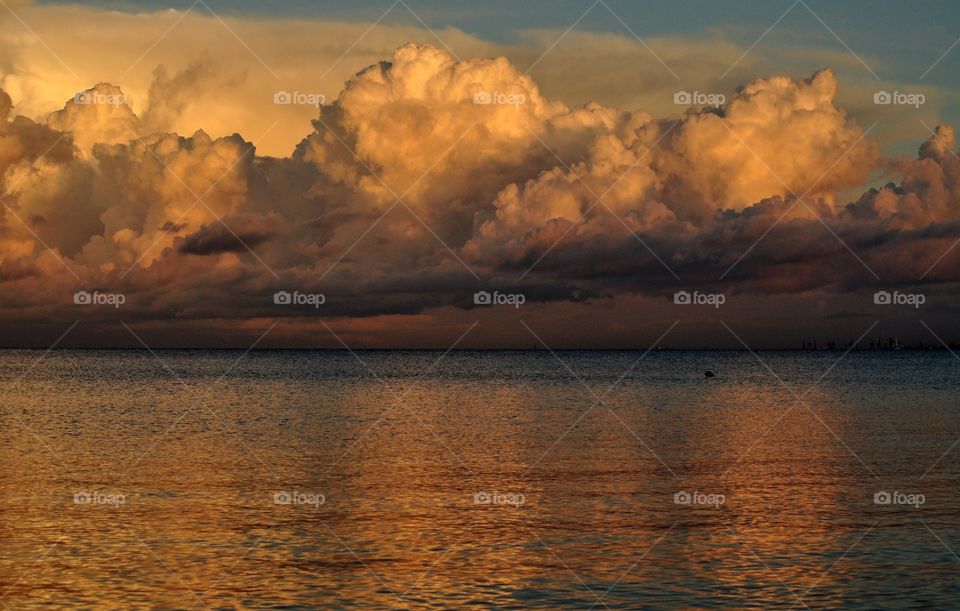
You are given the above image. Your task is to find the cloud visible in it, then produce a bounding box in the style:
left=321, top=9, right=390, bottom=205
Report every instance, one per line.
left=0, top=39, right=958, bottom=346
left=139, top=57, right=223, bottom=135
left=466, top=68, right=879, bottom=265
left=177, top=213, right=277, bottom=256
left=0, top=3, right=498, bottom=157
left=46, top=83, right=141, bottom=152
left=3, top=2, right=944, bottom=159
left=845, top=124, right=960, bottom=236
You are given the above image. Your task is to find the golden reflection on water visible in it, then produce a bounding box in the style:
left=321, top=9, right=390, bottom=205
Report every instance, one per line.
left=1, top=351, right=958, bottom=608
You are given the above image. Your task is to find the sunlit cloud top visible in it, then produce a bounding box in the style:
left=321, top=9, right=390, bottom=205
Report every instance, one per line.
left=0, top=0, right=958, bottom=347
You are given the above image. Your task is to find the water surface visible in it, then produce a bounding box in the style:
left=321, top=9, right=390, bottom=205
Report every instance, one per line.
left=1, top=350, right=958, bottom=608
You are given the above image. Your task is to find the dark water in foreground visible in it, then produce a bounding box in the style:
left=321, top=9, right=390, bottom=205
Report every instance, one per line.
left=1, top=350, right=959, bottom=609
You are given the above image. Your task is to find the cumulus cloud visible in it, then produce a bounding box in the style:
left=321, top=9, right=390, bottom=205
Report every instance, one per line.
left=0, top=3, right=500, bottom=158
left=465, top=68, right=879, bottom=265
left=845, top=124, right=960, bottom=231
left=46, top=83, right=141, bottom=152
left=0, top=40, right=958, bottom=346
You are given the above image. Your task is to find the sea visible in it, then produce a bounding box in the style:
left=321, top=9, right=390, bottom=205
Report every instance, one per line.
left=1, top=349, right=959, bottom=609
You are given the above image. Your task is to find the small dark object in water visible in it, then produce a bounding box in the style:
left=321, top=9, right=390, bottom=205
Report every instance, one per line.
left=705, top=370, right=716, bottom=378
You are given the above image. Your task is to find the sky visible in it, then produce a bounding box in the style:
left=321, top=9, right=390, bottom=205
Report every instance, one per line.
left=0, top=0, right=958, bottom=348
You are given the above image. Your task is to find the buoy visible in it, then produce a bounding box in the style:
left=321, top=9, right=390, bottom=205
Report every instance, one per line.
left=705, top=370, right=715, bottom=378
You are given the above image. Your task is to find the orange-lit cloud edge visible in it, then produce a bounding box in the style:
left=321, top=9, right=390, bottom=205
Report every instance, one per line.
left=1, top=30, right=959, bottom=348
